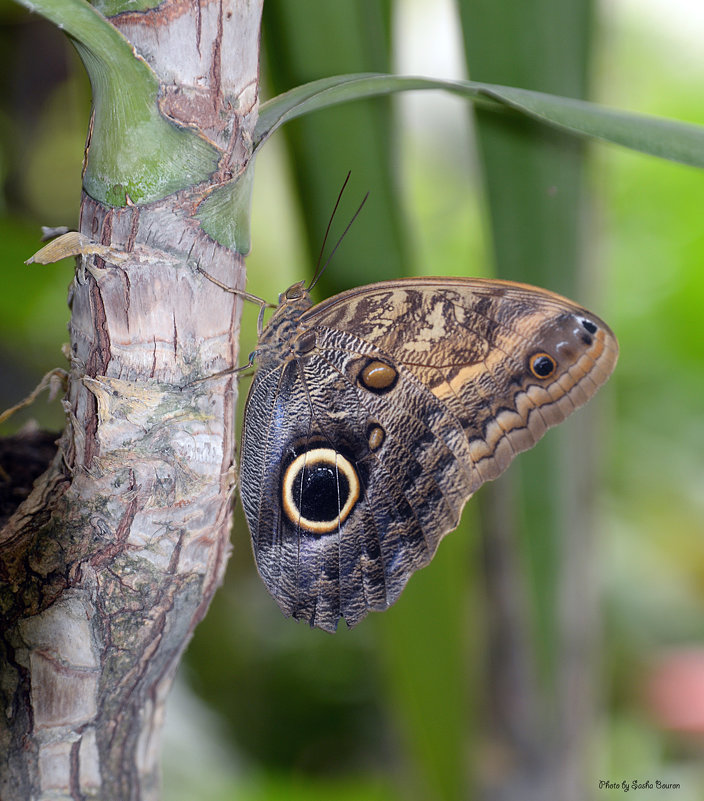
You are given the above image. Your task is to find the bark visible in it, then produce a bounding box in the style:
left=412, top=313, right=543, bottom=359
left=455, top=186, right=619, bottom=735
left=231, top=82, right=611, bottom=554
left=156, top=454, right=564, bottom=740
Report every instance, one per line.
left=0, top=1, right=263, bottom=799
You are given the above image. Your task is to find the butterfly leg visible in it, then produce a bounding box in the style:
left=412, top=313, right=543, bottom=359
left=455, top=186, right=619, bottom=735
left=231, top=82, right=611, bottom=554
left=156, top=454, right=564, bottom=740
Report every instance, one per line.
left=195, top=264, right=275, bottom=337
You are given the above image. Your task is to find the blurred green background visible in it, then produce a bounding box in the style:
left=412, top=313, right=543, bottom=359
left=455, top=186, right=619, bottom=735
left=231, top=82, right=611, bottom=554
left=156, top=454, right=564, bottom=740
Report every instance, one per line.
left=1, top=0, right=704, bottom=799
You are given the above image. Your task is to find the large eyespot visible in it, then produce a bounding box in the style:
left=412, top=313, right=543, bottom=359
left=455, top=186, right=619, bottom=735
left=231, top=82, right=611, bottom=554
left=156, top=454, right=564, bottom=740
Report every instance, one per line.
left=529, top=352, right=557, bottom=379
left=282, top=448, right=360, bottom=534
left=359, top=359, right=398, bottom=394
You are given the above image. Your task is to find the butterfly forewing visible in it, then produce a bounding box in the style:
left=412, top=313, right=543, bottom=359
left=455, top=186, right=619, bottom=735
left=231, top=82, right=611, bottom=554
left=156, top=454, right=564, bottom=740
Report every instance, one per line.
left=240, top=278, right=618, bottom=631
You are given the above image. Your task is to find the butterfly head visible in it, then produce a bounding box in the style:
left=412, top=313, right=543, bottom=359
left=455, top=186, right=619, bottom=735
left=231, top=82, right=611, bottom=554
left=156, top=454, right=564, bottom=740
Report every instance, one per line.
left=253, top=281, right=315, bottom=365
left=267, top=281, right=314, bottom=325
left=281, top=281, right=308, bottom=302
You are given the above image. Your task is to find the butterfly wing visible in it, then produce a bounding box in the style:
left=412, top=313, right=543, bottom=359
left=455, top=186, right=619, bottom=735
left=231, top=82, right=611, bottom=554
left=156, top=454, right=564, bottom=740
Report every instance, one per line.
left=239, top=278, right=618, bottom=631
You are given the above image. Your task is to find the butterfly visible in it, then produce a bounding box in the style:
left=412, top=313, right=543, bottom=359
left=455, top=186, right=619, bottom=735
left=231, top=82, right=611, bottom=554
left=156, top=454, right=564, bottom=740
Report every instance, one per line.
left=236, top=274, right=618, bottom=632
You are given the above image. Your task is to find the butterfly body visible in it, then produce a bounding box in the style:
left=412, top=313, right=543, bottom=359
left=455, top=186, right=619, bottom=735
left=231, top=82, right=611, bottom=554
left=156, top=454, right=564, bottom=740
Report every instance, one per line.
left=239, top=277, right=618, bottom=632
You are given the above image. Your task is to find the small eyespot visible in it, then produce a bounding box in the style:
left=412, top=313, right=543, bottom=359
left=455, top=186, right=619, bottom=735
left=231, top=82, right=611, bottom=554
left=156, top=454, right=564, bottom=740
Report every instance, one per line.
left=359, top=359, right=398, bottom=393
left=529, top=352, right=556, bottom=379
left=581, top=318, right=597, bottom=335
left=367, top=424, right=386, bottom=452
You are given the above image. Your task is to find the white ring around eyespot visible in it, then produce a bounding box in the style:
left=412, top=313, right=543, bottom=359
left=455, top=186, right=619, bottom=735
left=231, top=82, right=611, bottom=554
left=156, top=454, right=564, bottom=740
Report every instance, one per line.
left=282, top=447, right=360, bottom=534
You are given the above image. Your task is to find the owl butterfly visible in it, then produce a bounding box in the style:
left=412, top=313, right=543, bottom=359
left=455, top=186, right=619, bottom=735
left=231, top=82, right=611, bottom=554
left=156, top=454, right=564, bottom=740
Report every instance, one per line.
left=236, top=271, right=618, bottom=632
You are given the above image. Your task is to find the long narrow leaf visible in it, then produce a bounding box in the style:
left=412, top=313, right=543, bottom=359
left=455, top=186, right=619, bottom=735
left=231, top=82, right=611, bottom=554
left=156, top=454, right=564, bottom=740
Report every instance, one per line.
left=461, top=2, right=597, bottom=800
left=255, top=73, right=704, bottom=169
left=259, top=0, right=411, bottom=293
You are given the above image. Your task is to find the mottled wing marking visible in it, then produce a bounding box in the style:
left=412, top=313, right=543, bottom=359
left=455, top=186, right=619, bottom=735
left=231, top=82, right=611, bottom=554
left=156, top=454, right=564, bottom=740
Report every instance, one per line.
left=241, top=277, right=618, bottom=631
left=306, top=280, right=617, bottom=483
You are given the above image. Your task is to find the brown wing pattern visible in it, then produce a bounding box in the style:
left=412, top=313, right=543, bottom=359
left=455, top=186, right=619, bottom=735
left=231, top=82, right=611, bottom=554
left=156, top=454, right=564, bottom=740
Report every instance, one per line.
left=305, top=279, right=618, bottom=483
left=240, top=278, right=618, bottom=631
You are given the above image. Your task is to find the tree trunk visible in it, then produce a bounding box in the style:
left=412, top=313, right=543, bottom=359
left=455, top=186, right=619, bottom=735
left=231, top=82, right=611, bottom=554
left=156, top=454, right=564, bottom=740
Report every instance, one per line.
left=0, top=2, right=263, bottom=799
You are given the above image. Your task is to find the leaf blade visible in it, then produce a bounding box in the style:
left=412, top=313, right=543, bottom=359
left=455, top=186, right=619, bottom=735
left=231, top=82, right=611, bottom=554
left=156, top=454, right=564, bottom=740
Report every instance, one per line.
left=256, top=73, right=704, bottom=169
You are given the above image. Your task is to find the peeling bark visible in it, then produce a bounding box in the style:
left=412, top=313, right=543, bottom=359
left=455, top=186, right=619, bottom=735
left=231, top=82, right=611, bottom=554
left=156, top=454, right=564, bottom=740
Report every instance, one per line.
left=0, top=2, right=263, bottom=798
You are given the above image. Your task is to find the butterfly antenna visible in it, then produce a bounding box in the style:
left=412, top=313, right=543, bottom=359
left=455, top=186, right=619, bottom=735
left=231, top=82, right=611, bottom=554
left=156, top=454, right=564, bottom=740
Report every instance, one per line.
left=308, top=170, right=352, bottom=290
left=308, top=190, right=369, bottom=292
left=310, top=171, right=351, bottom=290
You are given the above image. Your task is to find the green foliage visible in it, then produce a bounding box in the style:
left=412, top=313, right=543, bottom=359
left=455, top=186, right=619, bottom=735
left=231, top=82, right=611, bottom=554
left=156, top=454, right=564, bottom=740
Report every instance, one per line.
left=3, top=1, right=704, bottom=799
left=255, top=74, right=704, bottom=170
left=260, top=0, right=409, bottom=297
left=14, top=0, right=220, bottom=206
left=197, top=166, right=255, bottom=254
left=93, top=0, right=161, bottom=14
left=460, top=0, right=593, bottom=709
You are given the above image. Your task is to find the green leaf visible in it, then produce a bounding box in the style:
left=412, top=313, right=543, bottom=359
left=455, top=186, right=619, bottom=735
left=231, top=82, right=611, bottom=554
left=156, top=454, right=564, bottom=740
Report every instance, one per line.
left=460, top=0, right=596, bottom=791
left=260, top=0, right=411, bottom=293
left=256, top=73, right=704, bottom=169
left=15, top=0, right=219, bottom=206
left=92, top=0, right=162, bottom=14
left=196, top=164, right=254, bottom=254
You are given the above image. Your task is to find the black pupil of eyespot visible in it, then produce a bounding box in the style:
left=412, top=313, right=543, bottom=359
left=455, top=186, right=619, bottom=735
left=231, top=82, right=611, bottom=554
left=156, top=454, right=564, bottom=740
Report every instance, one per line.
left=294, top=463, right=349, bottom=523
left=532, top=355, right=554, bottom=377
left=582, top=319, right=597, bottom=334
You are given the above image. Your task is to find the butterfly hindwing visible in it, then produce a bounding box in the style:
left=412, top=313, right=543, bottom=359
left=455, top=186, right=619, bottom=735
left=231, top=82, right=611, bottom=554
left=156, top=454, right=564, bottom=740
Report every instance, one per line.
left=239, top=278, right=618, bottom=631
